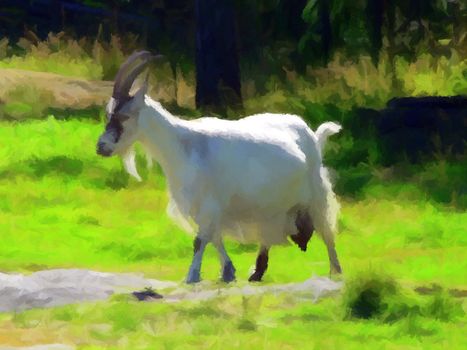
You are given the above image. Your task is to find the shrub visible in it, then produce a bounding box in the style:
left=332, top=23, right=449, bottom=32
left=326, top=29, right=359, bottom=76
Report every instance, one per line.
left=342, top=271, right=400, bottom=320
left=91, top=34, right=125, bottom=80
left=243, top=50, right=467, bottom=111
left=0, top=32, right=102, bottom=79
left=395, top=51, right=467, bottom=96
left=342, top=270, right=464, bottom=323
left=0, top=84, right=54, bottom=120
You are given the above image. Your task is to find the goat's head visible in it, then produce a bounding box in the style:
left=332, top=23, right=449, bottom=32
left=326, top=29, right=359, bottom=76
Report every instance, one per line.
left=96, top=51, right=155, bottom=157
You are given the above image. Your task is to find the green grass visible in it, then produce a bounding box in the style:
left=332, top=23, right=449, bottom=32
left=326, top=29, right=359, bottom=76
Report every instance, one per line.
left=0, top=118, right=465, bottom=349
left=1, top=291, right=464, bottom=349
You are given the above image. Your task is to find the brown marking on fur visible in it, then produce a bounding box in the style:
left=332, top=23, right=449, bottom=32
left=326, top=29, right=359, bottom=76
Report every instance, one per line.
left=249, top=247, right=269, bottom=282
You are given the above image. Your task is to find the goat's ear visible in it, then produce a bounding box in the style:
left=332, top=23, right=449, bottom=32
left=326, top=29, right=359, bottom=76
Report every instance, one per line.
left=132, top=76, right=148, bottom=105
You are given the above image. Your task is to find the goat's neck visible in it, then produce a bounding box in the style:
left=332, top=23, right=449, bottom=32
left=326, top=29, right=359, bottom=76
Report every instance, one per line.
left=138, top=97, right=186, bottom=183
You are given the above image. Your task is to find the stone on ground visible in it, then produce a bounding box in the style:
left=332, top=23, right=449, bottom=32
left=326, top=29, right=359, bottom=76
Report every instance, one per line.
left=0, top=269, right=176, bottom=313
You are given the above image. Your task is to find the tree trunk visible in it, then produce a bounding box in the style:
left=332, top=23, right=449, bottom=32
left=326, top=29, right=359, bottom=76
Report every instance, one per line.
left=366, top=0, right=384, bottom=65
left=318, top=0, right=332, bottom=65
left=282, top=0, right=308, bottom=73
left=110, top=1, right=119, bottom=35
left=195, top=0, right=242, bottom=112
left=385, top=0, right=399, bottom=92
left=49, top=0, right=62, bottom=33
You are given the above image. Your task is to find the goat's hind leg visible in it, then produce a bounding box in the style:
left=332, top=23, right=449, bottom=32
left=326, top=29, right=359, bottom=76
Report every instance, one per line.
left=327, top=244, right=342, bottom=275
left=248, top=246, right=269, bottom=282
left=322, top=233, right=342, bottom=275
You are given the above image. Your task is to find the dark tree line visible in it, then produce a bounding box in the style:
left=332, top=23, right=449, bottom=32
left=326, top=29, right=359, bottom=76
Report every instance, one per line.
left=0, top=0, right=465, bottom=110
left=195, top=0, right=242, bottom=110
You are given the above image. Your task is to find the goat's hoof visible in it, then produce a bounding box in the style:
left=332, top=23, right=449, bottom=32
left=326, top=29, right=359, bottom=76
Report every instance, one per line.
left=330, top=265, right=343, bottom=276
left=221, top=261, right=236, bottom=283
left=248, top=272, right=263, bottom=282
left=186, top=277, right=201, bottom=284
left=186, top=269, right=201, bottom=284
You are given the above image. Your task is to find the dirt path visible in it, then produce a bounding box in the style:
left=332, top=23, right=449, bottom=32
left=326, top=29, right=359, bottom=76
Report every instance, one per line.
left=0, top=269, right=176, bottom=313
left=164, top=276, right=342, bottom=303
left=0, top=269, right=342, bottom=313
left=0, top=345, right=74, bottom=350
left=0, top=68, right=112, bottom=109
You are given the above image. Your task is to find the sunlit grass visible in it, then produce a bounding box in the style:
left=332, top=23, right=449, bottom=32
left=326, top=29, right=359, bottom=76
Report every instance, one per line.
left=0, top=52, right=102, bottom=80
left=0, top=284, right=464, bottom=349
left=0, top=118, right=465, bottom=349
left=0, top=118, right=465, bottom=283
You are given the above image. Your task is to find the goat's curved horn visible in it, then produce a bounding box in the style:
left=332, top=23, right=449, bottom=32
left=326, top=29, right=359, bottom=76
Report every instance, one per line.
left=112, top=50, right=154, bottom=99
left=117, top=57, right=155, bottom=98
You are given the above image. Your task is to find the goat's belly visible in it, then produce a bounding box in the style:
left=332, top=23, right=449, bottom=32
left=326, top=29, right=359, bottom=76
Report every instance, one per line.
left=224, top=190, right=301, bottom=218
left=221, top=215, right=294, bottom=246
left=220, top=194, right=304, bottom=245
left=226, top=169, right=309, bottom=210
left=216, top=158, right=310, bottom=245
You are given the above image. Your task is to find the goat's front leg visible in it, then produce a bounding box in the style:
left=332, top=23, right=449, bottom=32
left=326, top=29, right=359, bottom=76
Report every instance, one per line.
left=186, top=236, right=208, bottom=284
left=248, top=246, right=269, bottom=282
left=213, top=240, right=236, bottom=283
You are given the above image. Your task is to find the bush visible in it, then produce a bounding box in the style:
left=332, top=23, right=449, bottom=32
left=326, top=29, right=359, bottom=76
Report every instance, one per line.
left=342, top=271, right=400, bottom=320
left=342, top=270, right=464, bottom=323
left=242, top=49, right=467, bottom=111
left=0, top=32, right=102, bottom=79
left=0, top=31, right=134, bottom=80
left=0, top=84, right=54, bottom=120
left=395, top=51, right=467, bottom=96
left=1, top=30, right=465, bottom=119
left=91, top=34, right=125, bottom=80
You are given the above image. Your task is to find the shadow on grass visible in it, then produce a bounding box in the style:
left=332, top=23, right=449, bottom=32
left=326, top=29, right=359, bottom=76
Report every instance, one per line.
left=0, top=156, right=132, bottom=191
left=30, top=156, right=84, bottom=177
left=280, top=313, right=323, bottom=323
left=226, top=242, right=258, bottom=253
left=0, top=156, right=84, bottom=179
left=47, top=105, right=102, bottom=121
left=332, top=160, right=466, bottom=209
left=177, top=304, right=231, bottom=319
left=103, top=169, right=130, bottom=190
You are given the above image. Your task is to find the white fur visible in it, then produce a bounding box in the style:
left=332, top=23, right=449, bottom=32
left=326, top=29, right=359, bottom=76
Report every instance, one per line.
left=122, top=147, right=142, bottom=182
left=125, top=96, right=341, bottom=254
left=315, top=122, right=342, bottom=153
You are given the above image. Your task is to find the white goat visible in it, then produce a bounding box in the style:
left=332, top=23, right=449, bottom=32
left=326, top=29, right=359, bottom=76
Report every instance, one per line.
left=97, top=51, right=343, bottom=284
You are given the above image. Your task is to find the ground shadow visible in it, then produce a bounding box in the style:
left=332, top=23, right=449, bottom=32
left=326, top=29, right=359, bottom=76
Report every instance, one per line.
left=30, top=156, right=84, bottom=177
left=0, top=156, right=84, bottom=179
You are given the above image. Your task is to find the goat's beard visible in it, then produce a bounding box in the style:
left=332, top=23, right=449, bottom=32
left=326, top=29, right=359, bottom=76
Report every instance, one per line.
left=122, top=146, right=141, bottom=181
left=121, top=145, right=154, bottom=182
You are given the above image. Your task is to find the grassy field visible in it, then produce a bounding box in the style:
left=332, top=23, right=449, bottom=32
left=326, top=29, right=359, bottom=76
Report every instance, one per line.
left=0, top=117, right=465, bottom=349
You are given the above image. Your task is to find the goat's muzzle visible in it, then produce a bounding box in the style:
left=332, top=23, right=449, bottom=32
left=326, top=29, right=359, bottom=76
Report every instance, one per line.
left=96, top=141, right=112, bottom=157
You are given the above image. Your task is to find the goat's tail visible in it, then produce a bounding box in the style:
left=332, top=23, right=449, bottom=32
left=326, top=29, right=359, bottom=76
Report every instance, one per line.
left=315, top=122, right=342, bottom=151
left=303, top=122, right=341, bottom=247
